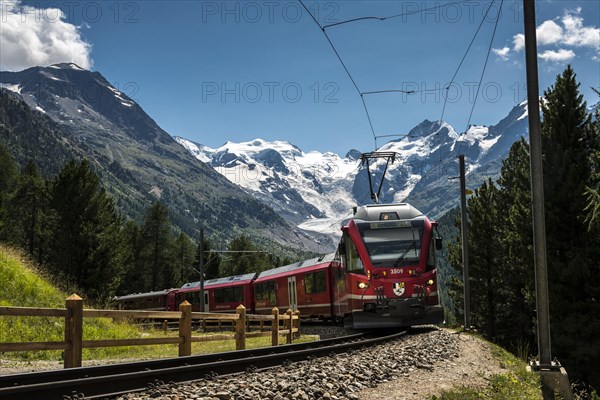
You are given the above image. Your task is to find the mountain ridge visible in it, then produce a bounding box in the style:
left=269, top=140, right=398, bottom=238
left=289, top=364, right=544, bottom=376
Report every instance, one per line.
left=175, top=100, right=531, bottom=246
left=0, top=64, right=323, bottom=255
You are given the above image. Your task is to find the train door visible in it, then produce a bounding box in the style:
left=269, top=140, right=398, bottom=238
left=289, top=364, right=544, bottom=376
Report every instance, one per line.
left=204, top=291, right=210, bottom=311
left=288, top=276, right=298, bottom=311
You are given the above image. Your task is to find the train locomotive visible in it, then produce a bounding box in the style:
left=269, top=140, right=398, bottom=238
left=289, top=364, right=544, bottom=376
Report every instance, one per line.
left=113, top=203, right=444, bottom=329
left=336, top=203, right=444, bottom=328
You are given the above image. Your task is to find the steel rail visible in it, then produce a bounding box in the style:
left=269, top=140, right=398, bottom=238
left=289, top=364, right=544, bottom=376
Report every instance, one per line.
left=0, top=333, right=362, bottom=387
left=0, top=331, right=406, bottom=400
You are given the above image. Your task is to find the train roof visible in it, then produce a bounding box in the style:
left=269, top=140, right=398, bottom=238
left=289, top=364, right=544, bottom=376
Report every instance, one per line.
left=113, top=289, right=177, bottom=301
left=352, top=203, right=424, bottom=222
left=179, top=272, right=257, bottom=292
left=255, top=253, right=336, bottom=282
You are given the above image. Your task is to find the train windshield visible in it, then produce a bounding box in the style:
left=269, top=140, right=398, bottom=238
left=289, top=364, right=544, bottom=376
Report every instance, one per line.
left=357, top=220, right=424, bottom=267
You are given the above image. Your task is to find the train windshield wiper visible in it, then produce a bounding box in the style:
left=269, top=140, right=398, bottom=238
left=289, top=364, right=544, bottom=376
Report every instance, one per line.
left=393, top=240, right=417, bottom=267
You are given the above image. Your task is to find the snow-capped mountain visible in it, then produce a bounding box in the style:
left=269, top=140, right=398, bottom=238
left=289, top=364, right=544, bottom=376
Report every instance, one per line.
left=175, top=101, right=530, bottom=242
left=176, top=138, right=360, bottom=234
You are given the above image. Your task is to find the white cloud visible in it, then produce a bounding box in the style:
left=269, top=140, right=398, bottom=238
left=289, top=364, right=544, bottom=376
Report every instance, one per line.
left=492, top=47, right=511, bottom=61
left=537, top=20, right=563, bottom=46
left=512, top=9, right=599, bottom=61
left=561, top=12, right=600, bottom=48
left=0, top=1, right=93, bottom=71
left=513, top=34, right=525, bottom=52
left=538, top=49, right=576, bottom=63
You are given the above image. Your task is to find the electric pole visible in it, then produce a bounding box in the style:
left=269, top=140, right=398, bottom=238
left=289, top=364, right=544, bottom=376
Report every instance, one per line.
left=523, top=1, right=572, bottom=398
left=458, top=154, right=470, bottom=330
left=199, top=224, right=205, bottom=313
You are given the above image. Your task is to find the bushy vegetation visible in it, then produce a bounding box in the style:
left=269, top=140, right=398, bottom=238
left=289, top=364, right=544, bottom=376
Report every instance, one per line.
left=446, top=67, right=600, bottom=390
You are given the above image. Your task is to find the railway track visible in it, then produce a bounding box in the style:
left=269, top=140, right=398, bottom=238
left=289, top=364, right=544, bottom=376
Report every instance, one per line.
left=0, top=330, right=407, bottom=400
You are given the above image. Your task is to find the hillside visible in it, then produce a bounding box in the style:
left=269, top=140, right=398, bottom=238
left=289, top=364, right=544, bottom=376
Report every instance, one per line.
left=0, top=65, right=322, bottom=254
left=0, top=244, right=150, bottom=360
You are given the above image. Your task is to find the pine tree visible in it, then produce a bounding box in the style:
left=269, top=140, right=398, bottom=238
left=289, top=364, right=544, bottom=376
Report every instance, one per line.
left=9, top=160, right=48, bottom=257
left=193, top=236, right=222, bottom=281
left=139, top=202, right=175, bottom=291
left=116, top=220, right=144, bottom=295
left=542, top=66, right=591, bottom=254
left=584, top=89, right=600, bottom=229
left=47, top=159, right=125, bottom=302
left=463, top=179, right=505, bottom=340
left=221, top=234, right=268, bottom=276
left=496, top=139, right=536, bottom=352
left=204, top=248, right=222, bottom=280
left=446, top=213, right=464, bottom=326
left=173, top=232, right=196, bottom=286
left=540, top=66, right=599, bottom=388
left=0, top=144, right=19, bottom=241
left=437, top=207, right=461, bottom=326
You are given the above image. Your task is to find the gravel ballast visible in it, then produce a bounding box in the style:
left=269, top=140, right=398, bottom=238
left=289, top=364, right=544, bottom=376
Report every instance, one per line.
left=114, top=327, right=461, bottom=400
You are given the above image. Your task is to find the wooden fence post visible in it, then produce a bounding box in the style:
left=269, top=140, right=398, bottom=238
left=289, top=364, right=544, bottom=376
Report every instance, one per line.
left=271, top=307, right=279, bottom=347
left=285, top=309, right=293, bottom=344
left=178, top=301, right=192, bottom=357
left=235, top=305, right=246, bottom=350
left=64, top=294, right=83, bottom=368
left=294, top=310, right=301, bottom=339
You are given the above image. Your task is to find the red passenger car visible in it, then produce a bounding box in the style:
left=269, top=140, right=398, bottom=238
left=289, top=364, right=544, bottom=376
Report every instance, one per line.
left=178, top=273, right=256, bottom=312
left=112, top=289, right=178, bottom=311
left=253, top=254, right=336, bottom=318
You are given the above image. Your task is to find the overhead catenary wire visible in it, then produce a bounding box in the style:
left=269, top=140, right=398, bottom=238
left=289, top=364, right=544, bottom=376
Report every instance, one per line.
left=300, top=0, right=504, bottom=151
left=300, top=0, right=507, bottom=179
left=322, top=0, right=475, bottom=30
left=299, top=0, right=474, bottom=149
left=438, top=0, right=499, bottom=126
left=454, top=0, right=505, bottom=158
left=434, top=0, right=498, bottom=168
left=298, top=0, right=378, bottom=148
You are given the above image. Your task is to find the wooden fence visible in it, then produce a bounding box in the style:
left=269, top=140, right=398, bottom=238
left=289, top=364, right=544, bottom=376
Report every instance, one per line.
left=0, top=294, right=300, bottom=368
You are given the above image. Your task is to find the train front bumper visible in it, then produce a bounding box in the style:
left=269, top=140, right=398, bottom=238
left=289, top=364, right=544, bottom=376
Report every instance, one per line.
left=350, top=299, right=445, bottom=329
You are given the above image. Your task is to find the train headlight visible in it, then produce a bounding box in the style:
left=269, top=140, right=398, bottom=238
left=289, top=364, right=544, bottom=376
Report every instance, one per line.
left=427, top=279, right=434, bottom=286
left=358, top=281, right=368, bottom=289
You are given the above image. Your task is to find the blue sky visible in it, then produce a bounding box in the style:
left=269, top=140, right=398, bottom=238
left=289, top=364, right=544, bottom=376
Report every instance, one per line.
left=2, top=0, right=599, bottom=155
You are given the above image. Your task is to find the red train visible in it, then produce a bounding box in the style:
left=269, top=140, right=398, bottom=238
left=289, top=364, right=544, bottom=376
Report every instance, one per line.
left=113, top=203, right=445, bottom=328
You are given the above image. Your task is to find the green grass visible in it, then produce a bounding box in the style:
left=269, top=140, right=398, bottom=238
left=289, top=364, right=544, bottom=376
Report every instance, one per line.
left=0, top=244, right=316, bottom=363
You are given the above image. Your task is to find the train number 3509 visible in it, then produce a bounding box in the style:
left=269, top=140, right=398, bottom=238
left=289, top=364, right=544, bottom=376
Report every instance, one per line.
left=390, top=268, right=403, bottom=275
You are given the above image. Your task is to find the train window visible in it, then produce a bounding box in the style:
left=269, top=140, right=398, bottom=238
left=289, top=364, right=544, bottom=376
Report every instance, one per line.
left=361, top=226, right=422, bottom=267
left=215, top=287, right=244, bottom=303
left=305, top=271, right=327, bottom=294
left=256, top=281, right=276, bottom=305
left=345, top=236, right=365, bottom=274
